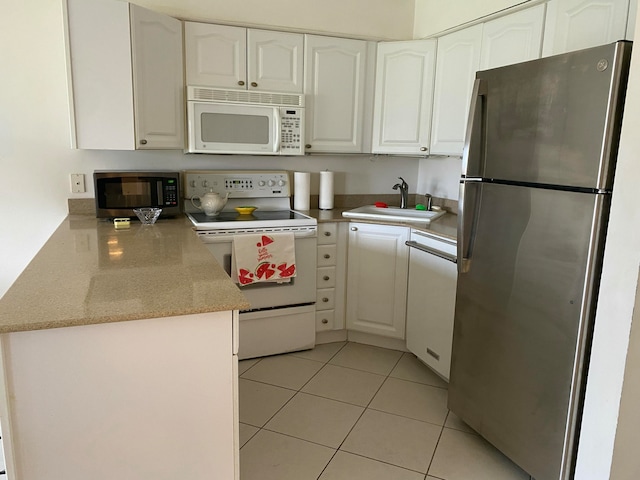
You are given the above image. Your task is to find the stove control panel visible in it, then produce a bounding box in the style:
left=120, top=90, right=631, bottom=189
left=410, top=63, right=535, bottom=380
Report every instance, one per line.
left=183, top=170, right=291, bottom=199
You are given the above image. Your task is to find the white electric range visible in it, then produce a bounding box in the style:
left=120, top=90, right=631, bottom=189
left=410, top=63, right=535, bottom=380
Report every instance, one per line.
left=184, top=170, right=318, bottom=359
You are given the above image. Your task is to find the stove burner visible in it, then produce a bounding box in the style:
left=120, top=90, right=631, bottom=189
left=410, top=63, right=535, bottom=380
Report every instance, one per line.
left=188, top=210, right=309, bottom=223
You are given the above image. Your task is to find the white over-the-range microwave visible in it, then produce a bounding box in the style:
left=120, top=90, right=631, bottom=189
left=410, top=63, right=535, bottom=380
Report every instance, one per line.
left=186, top=86, right=305, bottom=155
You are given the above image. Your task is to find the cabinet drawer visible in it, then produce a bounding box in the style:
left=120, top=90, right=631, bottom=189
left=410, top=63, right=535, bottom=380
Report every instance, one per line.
left=317, top=244, right=337, bottom=266
left=315, top=309, right=334, bottom=331
left=318, top=223, right=338, bottom=244
left=317, top=266, right=336, bottom=288
left=316, top=288, right=335, bottom=310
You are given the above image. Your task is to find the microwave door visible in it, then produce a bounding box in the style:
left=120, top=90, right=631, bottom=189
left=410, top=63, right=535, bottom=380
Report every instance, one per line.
left=189, top=103, right=278, bottom=154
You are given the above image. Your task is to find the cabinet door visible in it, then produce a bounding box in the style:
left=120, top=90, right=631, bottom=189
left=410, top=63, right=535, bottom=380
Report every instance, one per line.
left=406, top=232, right=457, bottom=380
left=130, top=5, right=184, bottom=149
left=184, top=22, right=247, bottom=89
left=304, top=35, right=368, bottom=153
left=372, top=40, right=436, bottom=155
left=430, top=24, right=483, bottom=156
left=480, top=4, right=545, bottom=70
left=247, top=29, right=304, bottom=93
left=346, top=223, right=409, bottom=339
left=542, top=0, right=630, bottom=56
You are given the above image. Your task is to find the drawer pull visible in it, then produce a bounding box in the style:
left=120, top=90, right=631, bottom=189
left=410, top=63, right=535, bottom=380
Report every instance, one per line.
left=324, top=254, right=331, bottom=259
left=321, top=318, right=328, bottom=324
left=324, top=231, right=331, bottom=237
left=427, top=348, right=440, bottom=360
left=323, top=275, right=330, bottom=281
left=322, top=297, right=329, bottom=302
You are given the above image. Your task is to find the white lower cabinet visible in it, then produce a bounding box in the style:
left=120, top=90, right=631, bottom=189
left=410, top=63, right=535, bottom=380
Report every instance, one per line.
left=346, top=223, right=409, bottom=339
left=406, top=230, right=458, bottom=380
left=316, top=222, right=347, bottom=332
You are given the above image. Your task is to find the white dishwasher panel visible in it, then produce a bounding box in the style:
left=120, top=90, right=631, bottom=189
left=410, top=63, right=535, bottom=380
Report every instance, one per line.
left=406, top=230, right=457, bottom=380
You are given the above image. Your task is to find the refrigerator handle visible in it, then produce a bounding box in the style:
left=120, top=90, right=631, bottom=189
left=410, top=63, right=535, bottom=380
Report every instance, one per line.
left=461, top=78, right=486, bottom=178
left=457, top=180, right=479, bottom=274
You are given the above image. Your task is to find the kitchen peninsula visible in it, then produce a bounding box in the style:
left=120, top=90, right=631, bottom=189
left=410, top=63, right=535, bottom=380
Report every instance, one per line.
left=0, top=215, right=249, bottom=480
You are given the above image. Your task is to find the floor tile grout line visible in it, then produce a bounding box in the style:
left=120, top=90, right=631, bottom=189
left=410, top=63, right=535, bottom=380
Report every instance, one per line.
left=331, top=449, right=432, bottom=476
left=425, top=411, right=449, bottom=478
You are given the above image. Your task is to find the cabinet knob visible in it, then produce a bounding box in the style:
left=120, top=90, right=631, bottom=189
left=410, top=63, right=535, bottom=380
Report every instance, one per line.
left=323, top=254, right=330, bottom=259
left=140, top=139, right=147, bottom=145
left=305, top=144, right=312, bottom=149
left=321, top=318, right=329, bottom=324
left=351, top=227, right=358, bottom=231
left=251, top=82, right=258, bottom=87
left=324, top=231, right=331, bottom=237
left=322, top=297, right=329, bottom=302
left=238, top=81, right=245, bottom=86
left=420, top=147, right=427, bottom=152
left=323, top=275, right=330, bottom=281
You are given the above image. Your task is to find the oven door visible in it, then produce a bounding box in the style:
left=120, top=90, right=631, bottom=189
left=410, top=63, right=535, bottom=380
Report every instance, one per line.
left=203, top=233, right=317, bottom=310
left=187, top=102, right=279, bottom=155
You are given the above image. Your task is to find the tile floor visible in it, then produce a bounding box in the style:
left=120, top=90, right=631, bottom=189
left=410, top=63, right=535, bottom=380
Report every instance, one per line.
left=238, top=341, right=533, bottom=480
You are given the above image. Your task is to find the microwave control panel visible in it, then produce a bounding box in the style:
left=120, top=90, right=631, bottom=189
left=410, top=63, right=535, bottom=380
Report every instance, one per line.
left=280, top=108, right=304, bottom=155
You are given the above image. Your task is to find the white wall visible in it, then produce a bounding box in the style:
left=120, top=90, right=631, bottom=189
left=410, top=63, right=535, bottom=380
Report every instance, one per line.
left=0, top=0, right=418, bottom=298
left=574, top=6, right=640, bottom=476
left=134, top=0, right=416, bottom=40
left=413, top=0, right=533, bottom=38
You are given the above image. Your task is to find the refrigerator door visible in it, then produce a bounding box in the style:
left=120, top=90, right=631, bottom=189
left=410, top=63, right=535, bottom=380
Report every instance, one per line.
left=450, top=181, right=609, bottom=480
left=472, top=41, right=631, bottom=190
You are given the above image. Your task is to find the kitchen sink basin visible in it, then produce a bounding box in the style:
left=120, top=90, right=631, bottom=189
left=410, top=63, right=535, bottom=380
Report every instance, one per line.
left=342, top=205, right=445, bottom=224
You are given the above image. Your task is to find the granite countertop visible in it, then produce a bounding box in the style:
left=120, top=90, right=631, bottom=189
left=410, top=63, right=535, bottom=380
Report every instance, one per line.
left=0, top=216, right=250, bottom=334
left=308, top=208, right=457, bottom=242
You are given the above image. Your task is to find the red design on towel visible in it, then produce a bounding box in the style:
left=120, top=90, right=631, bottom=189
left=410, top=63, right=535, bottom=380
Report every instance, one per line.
left=256, top=262, right=276, bottom=280
left=238, top=268, right=254, bottom=285
left=277, top=263, right=296, bottom=278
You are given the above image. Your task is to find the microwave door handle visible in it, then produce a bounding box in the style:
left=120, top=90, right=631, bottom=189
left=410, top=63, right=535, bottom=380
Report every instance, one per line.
left=157, top=180, right=163, bottom=205
left=274, top=108, right=281, bottom=154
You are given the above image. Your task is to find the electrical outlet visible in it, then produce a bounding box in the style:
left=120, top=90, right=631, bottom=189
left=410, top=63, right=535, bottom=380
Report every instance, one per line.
left=70, top=173, right=85, bottom=193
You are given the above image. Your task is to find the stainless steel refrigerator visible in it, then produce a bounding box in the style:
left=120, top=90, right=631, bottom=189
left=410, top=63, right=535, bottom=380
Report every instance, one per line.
left=449, top=41, right=632, bottom=480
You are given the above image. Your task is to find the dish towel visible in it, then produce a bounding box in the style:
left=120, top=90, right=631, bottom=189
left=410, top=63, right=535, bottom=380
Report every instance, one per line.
left=233, top=233, right=297, bottom=286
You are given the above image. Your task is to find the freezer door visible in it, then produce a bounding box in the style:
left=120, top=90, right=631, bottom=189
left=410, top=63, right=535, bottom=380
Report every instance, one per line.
left=475, top=41, right=631, bottom=190
left=450, top=181, right=609, bottom=480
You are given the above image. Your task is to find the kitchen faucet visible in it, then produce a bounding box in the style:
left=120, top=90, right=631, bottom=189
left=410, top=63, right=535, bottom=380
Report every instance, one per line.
left=392, top=177, right=409, bottom=209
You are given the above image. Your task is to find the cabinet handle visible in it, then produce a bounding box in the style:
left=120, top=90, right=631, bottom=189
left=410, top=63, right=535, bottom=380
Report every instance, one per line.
left=322, top=297, right=329, bottom=302
left=139, top=139, right=147, bottom=145
left=323, top=275, right=330, bottom=281
left=251, top=82, right=258, bottom=87
left=305, top=144, right=312, bottom=149
left=323, top=254, right=331, bottom=259
left=238, top=80, right=245, bottom=86
left=420, top=146, right=427, bottom=152
left=321, top=318, right=329, bottom=324
left=351, top=227, right=358, bottom=231
left=324, top=231, right=331, bottom=237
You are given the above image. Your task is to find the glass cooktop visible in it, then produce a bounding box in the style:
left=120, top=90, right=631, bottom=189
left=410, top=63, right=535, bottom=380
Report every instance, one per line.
left=188, top=210, right=310, bottom=223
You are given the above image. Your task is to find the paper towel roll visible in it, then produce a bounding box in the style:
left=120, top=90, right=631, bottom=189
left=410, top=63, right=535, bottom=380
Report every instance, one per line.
left=293, top=172, right=310, bottom=211
left=319, top=171, right=334, bottom=210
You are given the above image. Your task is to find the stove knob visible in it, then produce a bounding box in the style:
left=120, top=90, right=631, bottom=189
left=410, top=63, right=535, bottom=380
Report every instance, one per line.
left=190, top=180, right=196, bottom=187
left=267, top=180, right=276, bottom=187
left=258, top=180, right=266, bottom=187
left=278, top=179, right=286, bottom=187
left=202, top=180, right=209, bottom=188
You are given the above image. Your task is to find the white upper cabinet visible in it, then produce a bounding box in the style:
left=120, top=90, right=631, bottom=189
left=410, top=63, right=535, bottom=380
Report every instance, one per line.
left=184, top=23, right=304, bottom=93
left=372, top=40, right=437, bottom=155
left=185, top=23, right=247, bottom=89
left=542, top=0, right=631, bottom=56
left=247, top=29, right=304, bottom=93
left=480, top=4, right=545, bottom=70
left=430, top=24, right=483, bottom=156
left=304, top=35, right=373, bottom=153
left=67, top=0, right=184, bottom=150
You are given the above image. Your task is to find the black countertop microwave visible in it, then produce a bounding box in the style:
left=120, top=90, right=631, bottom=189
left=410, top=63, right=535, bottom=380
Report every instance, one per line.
left=94, top=171, right=182, bottom=218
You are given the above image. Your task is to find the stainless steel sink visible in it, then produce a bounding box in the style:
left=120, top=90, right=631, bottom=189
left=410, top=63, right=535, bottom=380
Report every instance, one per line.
left=342, top=205, right=445, bottom=224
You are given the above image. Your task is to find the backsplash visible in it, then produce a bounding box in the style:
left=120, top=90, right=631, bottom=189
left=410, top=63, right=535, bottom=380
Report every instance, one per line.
left=69, top=195, right=458, bottom=216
